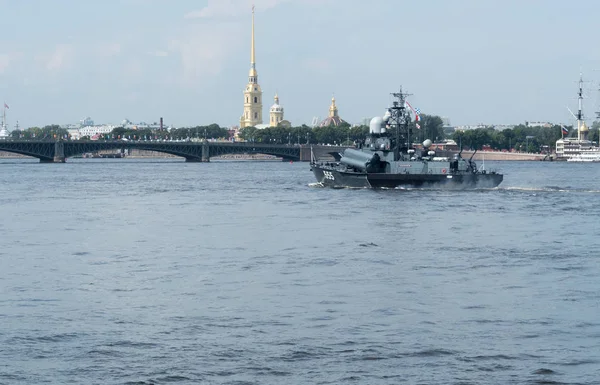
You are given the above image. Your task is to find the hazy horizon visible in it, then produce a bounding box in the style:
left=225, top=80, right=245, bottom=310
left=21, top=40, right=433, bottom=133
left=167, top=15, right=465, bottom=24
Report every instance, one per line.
left=1, top=0, right=599, bottom=129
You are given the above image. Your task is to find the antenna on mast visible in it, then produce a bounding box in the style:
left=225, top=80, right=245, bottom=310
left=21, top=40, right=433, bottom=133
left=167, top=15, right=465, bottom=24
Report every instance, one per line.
left=577, top=72, right=584, bottom=122
left=593, top=69, right=600, bottom=120
left=597, top=79, right=600, bottom=120
left=390, top=87, right=412, bottom=107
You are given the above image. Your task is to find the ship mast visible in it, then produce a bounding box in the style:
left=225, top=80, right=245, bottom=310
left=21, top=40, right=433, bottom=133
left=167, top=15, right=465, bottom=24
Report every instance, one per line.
left=577, top=72, right=583, bottom=121
left=389, top=88, right=412, bottom=161
left=2, top=103, right=6, bottom=134
left=0, top=103, right=8, bottom=138
left=596, top=79, right=600, bottom=121
left=575, top=73, right=588, bottom=141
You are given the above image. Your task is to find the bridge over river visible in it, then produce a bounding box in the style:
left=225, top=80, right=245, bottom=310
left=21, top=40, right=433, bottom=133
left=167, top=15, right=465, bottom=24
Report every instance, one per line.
left=0, top=140, right=349, bottom=163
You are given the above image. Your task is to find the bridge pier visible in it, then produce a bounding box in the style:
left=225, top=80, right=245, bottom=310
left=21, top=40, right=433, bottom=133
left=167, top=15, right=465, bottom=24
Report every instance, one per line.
left=201, top=140, right=210, bottom=162
left=185, top=157, right=206, bottom=162
left=39, top=157, right=65, bottom=163
left=53, top=141, right=65, bottom=163
left=299, top=147, right=311, bottom=161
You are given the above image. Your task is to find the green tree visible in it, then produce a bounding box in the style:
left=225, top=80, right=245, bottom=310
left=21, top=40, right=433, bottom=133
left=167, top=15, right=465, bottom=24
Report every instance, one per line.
left=238, top=126, right=259, bottom=141
left=111, top=127, right=127, bottom=139
left=414, top=114, right=445, bottom=142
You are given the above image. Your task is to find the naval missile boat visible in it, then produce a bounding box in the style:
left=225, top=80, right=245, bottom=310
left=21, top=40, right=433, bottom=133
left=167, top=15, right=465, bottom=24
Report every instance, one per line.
left=310, top=89, right=503, bottom=189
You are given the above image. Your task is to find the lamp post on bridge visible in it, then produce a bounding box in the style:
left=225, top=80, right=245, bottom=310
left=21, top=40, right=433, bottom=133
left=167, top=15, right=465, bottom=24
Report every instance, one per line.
left=306, top=132, right=310, bottom=145
left=526, top=135, right=535, bottom=153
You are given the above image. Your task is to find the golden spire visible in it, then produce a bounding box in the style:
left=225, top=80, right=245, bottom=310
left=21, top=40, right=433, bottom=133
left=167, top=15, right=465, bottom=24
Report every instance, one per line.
left=249, top=5, right=257, bottom=78
left=329, top=96, right=338, bottom=117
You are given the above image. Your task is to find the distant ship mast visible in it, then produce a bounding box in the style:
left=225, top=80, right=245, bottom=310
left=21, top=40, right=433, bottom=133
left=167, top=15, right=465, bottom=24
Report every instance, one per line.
left=577, top=73, right=583, bottom=122
left=596, top=79, right=600, bottom=120
left=567, top=73, right=588, bottom=141
left=0, top=102, right=8, bottom=138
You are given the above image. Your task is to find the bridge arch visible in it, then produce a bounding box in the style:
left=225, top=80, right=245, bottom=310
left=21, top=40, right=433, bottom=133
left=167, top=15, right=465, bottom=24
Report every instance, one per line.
left=207, top=143, right=300, bottom=161
left=0, top=141, right=54, bottom=162
left=62, top=141, right=206, bottom=162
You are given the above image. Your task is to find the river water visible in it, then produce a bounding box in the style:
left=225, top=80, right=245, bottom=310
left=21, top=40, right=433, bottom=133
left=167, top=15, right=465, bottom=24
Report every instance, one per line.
left=1, top=158, right=599, bottom=384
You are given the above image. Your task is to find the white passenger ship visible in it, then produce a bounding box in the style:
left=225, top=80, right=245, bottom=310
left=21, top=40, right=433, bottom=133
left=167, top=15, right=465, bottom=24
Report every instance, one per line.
left=566, top=148, right=600, bottom=162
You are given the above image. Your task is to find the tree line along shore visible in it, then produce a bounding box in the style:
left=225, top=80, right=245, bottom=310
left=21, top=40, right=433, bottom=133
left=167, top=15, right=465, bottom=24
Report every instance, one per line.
left=6, top=116, right=599, bottom=154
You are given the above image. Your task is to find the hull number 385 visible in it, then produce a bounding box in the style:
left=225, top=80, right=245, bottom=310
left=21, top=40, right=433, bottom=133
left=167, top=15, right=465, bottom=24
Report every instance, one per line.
left=323, top=171, right=335, bottom=180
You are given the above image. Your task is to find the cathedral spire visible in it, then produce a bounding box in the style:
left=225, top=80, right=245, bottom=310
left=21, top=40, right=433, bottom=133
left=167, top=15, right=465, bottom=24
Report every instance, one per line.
left=249, top=5, right=257, bottom=79
left=240, top=5, right=263, bottom=128
left=251, top=5, right=255, bottom=66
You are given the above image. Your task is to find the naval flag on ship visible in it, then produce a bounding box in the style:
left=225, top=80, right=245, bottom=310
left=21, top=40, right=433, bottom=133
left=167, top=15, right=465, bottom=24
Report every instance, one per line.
left=404, top=101, right=421, bottom=129
left=561, top=125, right=568, bottom=137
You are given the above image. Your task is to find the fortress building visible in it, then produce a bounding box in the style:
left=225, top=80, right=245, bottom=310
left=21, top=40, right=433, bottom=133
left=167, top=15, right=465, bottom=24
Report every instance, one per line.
left=240, top=6, right=263, bottom=128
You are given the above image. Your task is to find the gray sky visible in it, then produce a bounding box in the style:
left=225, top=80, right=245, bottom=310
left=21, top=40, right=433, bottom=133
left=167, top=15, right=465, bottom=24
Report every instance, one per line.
left=1, top=0, right=599, bottom=129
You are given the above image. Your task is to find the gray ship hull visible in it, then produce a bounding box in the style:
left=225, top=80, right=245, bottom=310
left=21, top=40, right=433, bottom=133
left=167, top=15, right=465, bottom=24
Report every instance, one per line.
left=312, top=164, right=503, bottom=189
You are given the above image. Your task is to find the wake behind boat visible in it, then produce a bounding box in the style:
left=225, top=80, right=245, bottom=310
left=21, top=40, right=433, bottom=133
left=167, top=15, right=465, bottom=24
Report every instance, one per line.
left=310, top=89, right=503, bottom=189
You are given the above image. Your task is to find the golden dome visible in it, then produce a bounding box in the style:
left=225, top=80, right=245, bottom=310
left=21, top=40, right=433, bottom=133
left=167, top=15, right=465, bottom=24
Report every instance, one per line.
left=579, top=122, right=589, bottom=131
